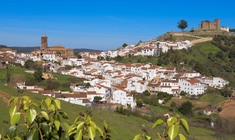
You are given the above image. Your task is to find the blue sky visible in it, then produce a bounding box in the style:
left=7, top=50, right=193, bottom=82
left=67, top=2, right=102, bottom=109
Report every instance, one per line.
left=0, top=0, right=234, bottom=50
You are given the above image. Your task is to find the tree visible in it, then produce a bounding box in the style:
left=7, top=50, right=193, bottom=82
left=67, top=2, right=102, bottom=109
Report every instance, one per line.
left=24, top=60, right=35, bottom=70
left=122, top=43, right=128, bottom=48
left=134, top=114, right=189, bottom=140
left=136, top=98, right=144, bottom=107
left=5, top=96, right=69, bottom=139
left=68, top=111, right=104, bottom=140
left=93, top=96, right=102, bottom=103
left=34, top=68, right=43, bottom=82
left=177, top=20, right=188, bottom=32
left=178, top=101, right=193, bottom=116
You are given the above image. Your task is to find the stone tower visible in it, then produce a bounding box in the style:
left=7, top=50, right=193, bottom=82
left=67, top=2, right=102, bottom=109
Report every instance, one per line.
left=214, top=19, right=220, bottom=30
left=41, top=34, right=48, bottom=50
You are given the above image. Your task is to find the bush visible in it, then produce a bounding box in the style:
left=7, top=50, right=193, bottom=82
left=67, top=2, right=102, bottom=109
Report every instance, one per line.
left=217, top=107, right=222, bottom=112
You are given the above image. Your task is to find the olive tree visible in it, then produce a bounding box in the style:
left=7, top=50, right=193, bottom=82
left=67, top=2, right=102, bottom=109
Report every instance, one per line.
left=177, top=20, right=188, bottom=32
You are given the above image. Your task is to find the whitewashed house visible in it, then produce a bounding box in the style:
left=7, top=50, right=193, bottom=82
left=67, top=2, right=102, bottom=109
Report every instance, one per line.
left=111, top=88, right=136, bottom=109
left=179, top=78, right=206, bottom=95
left=158, top=79, right=180, bottom=95
left=141, top=46, right=155, bottom=56
left=203, top=77, right=229, bottom=89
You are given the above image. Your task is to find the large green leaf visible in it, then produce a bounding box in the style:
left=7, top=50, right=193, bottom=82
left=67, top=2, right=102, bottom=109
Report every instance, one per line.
left=9, top=106, right=17, bottom=118
left=26, top=128, right=39, bottom=140
left=88, top=126, right=96, bottom=140
left=26, top=109, right=37, bottom=124
left=76, top=121, right=85, bottom=130
left=23, top=101, right=30, bottom=110
left=54, top=120, right=61, bottom=131
left=168, top=124, right=178, bottom=140
left=181, top=118, right=189, bottom=134
left=53, top=99, right=61, bottom=109
left=41, top=111, right=49, bottom=120
left=49, top=104, right=55, bottom=111
left=13, top=136, right=21, bottom=140
left=179, top=133, right=186, bottom=140
left=45, top=98, right=51, bottom=107
left=7, top=126, right=17, bottom=138
left=11, top=112, right=21, bottom=126
left=75, top=129, right=83, bottom=140
left=167, top=117, right=177, bottom=126
left=152, top=119, right=164, bottom=128
left=22, top=96, right=30, bottom=101
left=67, top=124, right=77, bottom=136
left=133, top=134, right=141, bottom=140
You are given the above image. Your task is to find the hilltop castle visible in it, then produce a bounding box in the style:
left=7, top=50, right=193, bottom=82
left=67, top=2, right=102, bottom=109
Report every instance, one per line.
left=198, top=19, right=220, bottom=30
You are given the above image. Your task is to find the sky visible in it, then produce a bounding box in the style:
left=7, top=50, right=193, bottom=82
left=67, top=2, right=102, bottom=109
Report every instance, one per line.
left=0, top=0, right=234, bottom=50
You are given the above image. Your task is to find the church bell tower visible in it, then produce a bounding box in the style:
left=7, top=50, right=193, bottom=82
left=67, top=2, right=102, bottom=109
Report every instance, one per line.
left=41, top=34, right=48, bottom=50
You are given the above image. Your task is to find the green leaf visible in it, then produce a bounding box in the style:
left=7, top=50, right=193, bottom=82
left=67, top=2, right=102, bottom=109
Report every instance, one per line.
left=8, top=97, right=19, bottom=105
left=76, top=121, right=85, bottom=130
left=41, top=111, right=49, bottom=120
left=54, top=120, right=61, bottom=131
left=45, top=98, right=51, bottom=107
left=96, top=126, right=104, bottom=137
left=179, top=133, right=186, bottom=140
left=59, top=111, right=68, bottom=119
left=41, top=123, right=50, bottom=137
left=22, top=96, right=30, bottom=102
left=146, top=135, right=151, bottom=140
left=152, top=119, right=164, bottom=128
left=48, top=104, right=55, bottom=111
left=53, top=99, right=61, bottom=109
left=181, top=118, right=189, bottom=134
left=9, top=106, right=17, bottom=118
left=11, top=112, right=21, bottom=126
left=88, top=126, right=96, bottom=140
left=167, top=117, right=177, bottom=126
left=26, top=109, right=37, bottom=124
left=133, top=134, right=141, bottom=140
left=67, top=124, right=77, bottom=136
left=7, top=126, right=17, bottom=138
left=23, top=102, right=30, bottom=110
left=26, top=128, right=39, bottom=140
left=75, top=129, right=83, bottom=140
left=168, top=124, right=178, bottom=140
left=13, top=136, right=22, bottom=140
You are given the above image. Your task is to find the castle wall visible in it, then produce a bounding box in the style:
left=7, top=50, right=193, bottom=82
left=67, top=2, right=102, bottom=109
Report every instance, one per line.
left=198, top=19, right=220, bottom=30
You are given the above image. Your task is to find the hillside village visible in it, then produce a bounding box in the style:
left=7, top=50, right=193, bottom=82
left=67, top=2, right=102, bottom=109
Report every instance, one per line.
left=0, top=31, right=229, bottom=109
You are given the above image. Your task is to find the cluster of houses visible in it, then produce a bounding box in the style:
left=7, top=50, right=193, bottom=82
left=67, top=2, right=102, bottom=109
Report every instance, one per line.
left=0, top=38, right=229, bottom=109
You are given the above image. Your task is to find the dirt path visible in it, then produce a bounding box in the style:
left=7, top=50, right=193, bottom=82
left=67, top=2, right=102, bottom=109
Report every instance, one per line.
left=218, top=99, right=235, bottom=119
left=0, top=90, right=11, bottom=104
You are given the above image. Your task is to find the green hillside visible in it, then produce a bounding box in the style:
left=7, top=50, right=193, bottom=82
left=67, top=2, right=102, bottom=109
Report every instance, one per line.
left=0, top=84, right=219, bottom=140
left=119, top=34, right=235, bottom=87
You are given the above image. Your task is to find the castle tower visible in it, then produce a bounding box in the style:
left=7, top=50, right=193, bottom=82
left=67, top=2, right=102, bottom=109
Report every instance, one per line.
left=41, top=34, right=48, bottom=50
left=214, top=19, right=220, bottom=30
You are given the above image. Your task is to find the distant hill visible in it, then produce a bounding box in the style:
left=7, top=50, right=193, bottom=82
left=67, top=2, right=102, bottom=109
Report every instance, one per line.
left=0, top=45, right=102, bottom=53
left=74, top=48, right=102, bottom=53
left=9, top=46, right=40, bottom=52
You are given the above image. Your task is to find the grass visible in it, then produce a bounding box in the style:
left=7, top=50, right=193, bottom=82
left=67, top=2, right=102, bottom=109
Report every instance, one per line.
left=200, top=94, right=226, bottom=105
left=0, top=68, right=6, bottom=84
left=190, top=41, right=220, bottom=62
left=0, top=84, right=221, bottom=139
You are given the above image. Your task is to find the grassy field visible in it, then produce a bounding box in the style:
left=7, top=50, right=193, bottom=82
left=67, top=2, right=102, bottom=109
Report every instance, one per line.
left=0, top=84, right=221, bottom=140
left=0, top=68, right=7, bottom=84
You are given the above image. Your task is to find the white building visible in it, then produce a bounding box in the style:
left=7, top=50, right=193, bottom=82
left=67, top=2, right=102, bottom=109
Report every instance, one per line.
left=111, top=89, right=136, bottom=109
left=203, top=77, right=229, bottom=89
left=179, top=78, right=206, bottom=95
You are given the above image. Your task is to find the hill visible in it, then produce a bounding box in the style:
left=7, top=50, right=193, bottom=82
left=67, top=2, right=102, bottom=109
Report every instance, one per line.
left=0, top=84, right=220, bottom=140
left=1, top=45, right=102, bottom=53
left=120, top=32, right=235, bottom=87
